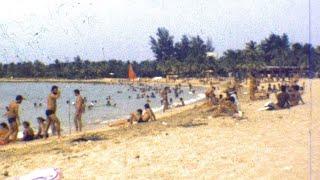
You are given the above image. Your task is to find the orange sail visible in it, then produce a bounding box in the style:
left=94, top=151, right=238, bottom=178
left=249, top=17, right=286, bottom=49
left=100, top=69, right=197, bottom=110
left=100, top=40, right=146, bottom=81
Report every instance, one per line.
left=128, top=63, right=137, bottom=81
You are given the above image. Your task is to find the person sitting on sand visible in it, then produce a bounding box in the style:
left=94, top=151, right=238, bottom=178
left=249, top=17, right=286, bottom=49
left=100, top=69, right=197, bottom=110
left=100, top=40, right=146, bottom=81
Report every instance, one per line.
left=22, top=121, right=35, bottom=141
left=264, top=85, right=291, bottom=110
left=142, top=103, right=156, bottom=122
left=212, top=92, right=239, bottom=117
left=0, top=122, right=9, bottom=145
left=36, top=117, right=47, bottom=138
left=108, top=104, right=156, bottom=127
left=0, top=122, right=9, bottom=140
left=288, top=85, right=305, bottom=106
left=108, top=109, right=143, bottom=127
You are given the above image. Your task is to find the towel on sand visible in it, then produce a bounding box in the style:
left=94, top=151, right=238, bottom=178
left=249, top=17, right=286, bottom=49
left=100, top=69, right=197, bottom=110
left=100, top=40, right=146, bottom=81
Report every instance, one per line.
left=13, top=168, right=62, bottom=180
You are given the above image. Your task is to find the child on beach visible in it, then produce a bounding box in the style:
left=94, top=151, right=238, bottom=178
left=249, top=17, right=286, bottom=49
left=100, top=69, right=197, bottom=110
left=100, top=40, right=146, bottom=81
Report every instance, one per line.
left=36, top=117, right=47, bottom=138
left=22, top=121, right=35, bottom=141
left=0, top=122, right=9, bottom=145
left=179, top=97, right=185, bottom=106
left=0, top=122, right=9, bottom=139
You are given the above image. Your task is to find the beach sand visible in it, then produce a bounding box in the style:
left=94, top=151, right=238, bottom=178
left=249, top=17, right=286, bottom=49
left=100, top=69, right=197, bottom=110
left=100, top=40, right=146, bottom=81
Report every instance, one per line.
left=1, top=79, right=319, bottom=179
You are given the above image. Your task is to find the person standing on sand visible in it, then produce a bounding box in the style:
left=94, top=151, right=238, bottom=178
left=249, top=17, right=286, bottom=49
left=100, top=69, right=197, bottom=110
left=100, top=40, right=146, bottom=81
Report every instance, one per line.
left=161, top=87, right=170, bottom=112
left=44, top=85, right=61, bottom=138
left=4, top=95, right=24, bottom=142
left=74, top=89, right=84, bottom=132
left=248, top=74, right=257, bottom=100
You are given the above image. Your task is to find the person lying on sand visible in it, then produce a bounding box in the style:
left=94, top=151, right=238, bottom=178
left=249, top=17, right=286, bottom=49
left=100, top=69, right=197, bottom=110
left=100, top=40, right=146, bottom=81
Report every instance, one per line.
left=22, top=121, right=35, bottom=141
left=108, top=104, right=156, bottom=127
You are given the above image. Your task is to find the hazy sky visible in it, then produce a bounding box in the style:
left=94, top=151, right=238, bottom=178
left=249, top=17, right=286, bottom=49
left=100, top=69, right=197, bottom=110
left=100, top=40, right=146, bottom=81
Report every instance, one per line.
left=0, top=0, right=319, bottom=63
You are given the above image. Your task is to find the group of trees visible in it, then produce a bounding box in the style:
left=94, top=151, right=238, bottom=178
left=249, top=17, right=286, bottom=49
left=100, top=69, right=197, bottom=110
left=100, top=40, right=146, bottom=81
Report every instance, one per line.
left=150, top=28, right=320, bottom=77
left=0, top=27, right=320, bottom=79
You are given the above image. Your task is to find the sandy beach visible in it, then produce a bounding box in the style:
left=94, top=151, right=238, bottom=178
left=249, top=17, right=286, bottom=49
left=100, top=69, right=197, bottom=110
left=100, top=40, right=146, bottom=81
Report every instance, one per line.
left=1, top=79, right=319, bottom=179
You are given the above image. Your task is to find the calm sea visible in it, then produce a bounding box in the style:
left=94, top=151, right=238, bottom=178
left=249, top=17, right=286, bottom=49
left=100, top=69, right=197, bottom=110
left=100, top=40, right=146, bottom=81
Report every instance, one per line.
left=0, top=82, right=205, bottom=131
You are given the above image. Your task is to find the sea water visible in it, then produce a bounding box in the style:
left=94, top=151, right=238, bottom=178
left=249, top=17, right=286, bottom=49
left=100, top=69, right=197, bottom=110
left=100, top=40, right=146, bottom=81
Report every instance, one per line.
left=0, top=82, right=205, bottom=132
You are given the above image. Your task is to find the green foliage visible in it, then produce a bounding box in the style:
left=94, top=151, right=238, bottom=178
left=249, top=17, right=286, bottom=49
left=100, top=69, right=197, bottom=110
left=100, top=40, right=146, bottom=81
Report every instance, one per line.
left=0, top=30, right=319, bottom=79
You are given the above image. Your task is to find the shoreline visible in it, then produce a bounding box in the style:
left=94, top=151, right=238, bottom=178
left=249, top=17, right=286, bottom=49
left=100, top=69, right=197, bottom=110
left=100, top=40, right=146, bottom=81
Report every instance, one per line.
left=2, top=78, right=209, bottom=143
left=1, top=98, right=206, bottom=151
left=0, top=77, right=215, bottom=88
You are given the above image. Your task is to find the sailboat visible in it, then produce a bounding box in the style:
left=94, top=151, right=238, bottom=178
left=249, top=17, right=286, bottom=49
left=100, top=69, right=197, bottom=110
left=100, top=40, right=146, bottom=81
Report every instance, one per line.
left=128, top=63, right=137, bottom=81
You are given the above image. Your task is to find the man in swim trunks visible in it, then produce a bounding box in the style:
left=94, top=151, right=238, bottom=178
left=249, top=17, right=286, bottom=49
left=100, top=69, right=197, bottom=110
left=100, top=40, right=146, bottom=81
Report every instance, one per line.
left=74, top=89, right=84, bottom=132
left=44, top=85, right=61, bottom=138
left=4, top=95, right=24, bottom=142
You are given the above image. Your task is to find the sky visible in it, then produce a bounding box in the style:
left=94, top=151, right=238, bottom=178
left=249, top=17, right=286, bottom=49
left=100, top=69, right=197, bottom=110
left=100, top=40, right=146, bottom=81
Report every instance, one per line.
left=0, top=0, right=319, bottom=63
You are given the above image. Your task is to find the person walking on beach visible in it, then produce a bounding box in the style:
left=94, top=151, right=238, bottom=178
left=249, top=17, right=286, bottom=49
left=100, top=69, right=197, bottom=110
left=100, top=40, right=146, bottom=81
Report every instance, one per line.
left=74, top=89, right=84, bottom=132
left=161, top=87, right=169, bottom=112
left=4, top=95, right=24, bottom=142
left=44, top=85, right=61, bottom=138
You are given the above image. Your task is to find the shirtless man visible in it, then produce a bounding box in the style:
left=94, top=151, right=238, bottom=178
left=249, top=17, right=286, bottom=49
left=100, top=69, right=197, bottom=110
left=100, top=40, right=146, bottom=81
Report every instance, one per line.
left=4, top=95, right=24, bottom=142
left=74, top=89, right=84, bottom=131
left=141, top=103, right=156, bottom=122
left=108, top=104, right=156, bottom=127
left=44, top=85, right=61, bottom=138
left=161, top=87, right=170, bottom=112
left=205, top=86, right=217, bottom=105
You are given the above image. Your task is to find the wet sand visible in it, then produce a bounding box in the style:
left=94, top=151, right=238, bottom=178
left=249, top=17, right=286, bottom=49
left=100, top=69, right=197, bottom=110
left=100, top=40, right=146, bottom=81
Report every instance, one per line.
left=1, top=79, right=319, bottom=179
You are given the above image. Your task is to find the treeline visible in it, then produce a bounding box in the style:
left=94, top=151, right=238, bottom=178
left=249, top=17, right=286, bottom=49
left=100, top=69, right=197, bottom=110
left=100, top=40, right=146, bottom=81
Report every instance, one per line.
left=0, top=27, right=319, bottom=79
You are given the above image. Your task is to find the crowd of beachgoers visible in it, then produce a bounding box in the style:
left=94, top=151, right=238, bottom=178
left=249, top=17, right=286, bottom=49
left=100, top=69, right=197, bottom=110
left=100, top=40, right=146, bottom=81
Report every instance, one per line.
left=0, top=75, right=311, bottom=180
left=0, top=82, right=192, bottom=145
left=0, top=74, right=306, bottom=146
